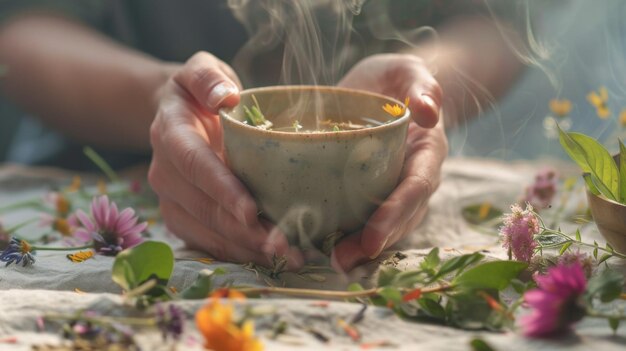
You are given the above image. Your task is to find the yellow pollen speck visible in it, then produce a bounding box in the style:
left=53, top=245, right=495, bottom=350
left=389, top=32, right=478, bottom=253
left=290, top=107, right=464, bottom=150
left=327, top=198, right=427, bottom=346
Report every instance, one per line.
left=549, top=98, right=572, bottom=117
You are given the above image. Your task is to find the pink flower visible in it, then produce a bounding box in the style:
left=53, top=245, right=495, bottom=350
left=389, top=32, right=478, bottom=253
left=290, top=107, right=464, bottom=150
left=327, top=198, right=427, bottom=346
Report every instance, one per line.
left=74, top=195, right=146, bottom=256
left=522, top=168, right=557, bottom=210
left=520, top=262, right=588, bottom=337
left=500, top=204, right=540, bottom=262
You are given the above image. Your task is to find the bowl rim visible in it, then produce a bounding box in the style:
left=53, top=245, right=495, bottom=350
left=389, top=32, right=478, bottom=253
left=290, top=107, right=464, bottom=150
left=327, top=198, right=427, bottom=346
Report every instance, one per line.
left=586, top=188, right=626, bottom=208
left=219, top=85, right=411, bottom=140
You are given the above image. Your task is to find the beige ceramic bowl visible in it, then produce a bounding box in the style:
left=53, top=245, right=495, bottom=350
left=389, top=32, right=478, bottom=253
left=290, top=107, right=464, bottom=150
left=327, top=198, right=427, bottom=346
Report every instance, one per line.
left=586, top=191, right=626, bottom=254
left=219, top=86, right=410, bottom=248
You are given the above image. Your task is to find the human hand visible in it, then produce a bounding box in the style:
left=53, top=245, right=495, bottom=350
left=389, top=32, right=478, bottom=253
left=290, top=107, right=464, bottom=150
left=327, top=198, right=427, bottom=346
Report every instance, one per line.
left=333, top=53, right=448, bottom=271
left=148, top=52, right=303, bottom=269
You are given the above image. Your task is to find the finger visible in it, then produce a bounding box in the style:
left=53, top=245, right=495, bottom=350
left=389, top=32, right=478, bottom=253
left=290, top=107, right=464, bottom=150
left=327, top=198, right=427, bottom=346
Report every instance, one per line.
left=149, top=155, right=290, bottom=255
left=157, top=111, right=259, bottom=227
left=331, top=205, right=428, bottom=272
left=407, top=72, right=442, bottom=129
left=161, top=199, right=304, bottom=270
left=330, top=233, right=370, bottom=273
left=160, top=199, right=269, bottom=265
left=174, top=51, right=240, bottom=114
left=360, top=125, right=446, bottom=258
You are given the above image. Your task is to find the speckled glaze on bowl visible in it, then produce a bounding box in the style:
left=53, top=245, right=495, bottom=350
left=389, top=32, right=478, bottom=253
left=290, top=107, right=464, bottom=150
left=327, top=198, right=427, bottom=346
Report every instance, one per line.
left=219, top=86, right=410, bottom=247
left=586, top=190, right=626, bottom=254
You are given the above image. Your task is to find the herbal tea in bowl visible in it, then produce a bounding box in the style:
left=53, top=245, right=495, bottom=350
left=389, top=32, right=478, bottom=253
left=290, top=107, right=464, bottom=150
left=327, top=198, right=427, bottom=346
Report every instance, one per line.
left=219, top=86, right=410, bottom=249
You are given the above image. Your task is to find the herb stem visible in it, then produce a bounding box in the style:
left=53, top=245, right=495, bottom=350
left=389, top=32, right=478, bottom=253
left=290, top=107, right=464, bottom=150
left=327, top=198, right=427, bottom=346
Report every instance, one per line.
left=538, top=228, right=626, bottom=259
left=238, top=285, right=452, bottom=300
left=31, top=243, right=94, bottom=252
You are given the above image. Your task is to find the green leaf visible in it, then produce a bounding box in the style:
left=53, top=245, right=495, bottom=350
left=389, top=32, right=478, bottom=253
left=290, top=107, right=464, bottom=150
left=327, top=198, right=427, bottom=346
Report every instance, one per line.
left=454, top=261, right=528, bottom=291
left=559, top=242, right=573, bottom=255
left=377, top=266, right=401, bottom=287
left=347, top=282, right=365, bottom=292
left=469, top=338, right=496, bottom=351
left=558, top=127, right=619, bottom=200
left=606, top=242, right=614, bottom=253
left=510, top=279, right=526, bottom=294
left=421, top=247, right=441, bottom=271
left=461, top=203, right=503, bottom=225
left=598, top=253, right=612, bottom=264
left=433, top=253, right=484, bottom=281
left=619, top=139, right=626, bottom=203
left=609, top=317, right=620, bottom=334
left=575, top=229, right=581, bottom=242
left=582, top=173, right=601, bottom=196
left=446, top=290, right=500, bottom=330
left=417, top=297, right=447, bottom=321
left=586, top=269, right=624, bottom=303
left=112, top=241, right=174, bottom=293
left=180, top=268, right=226, bottom=299
left=593, top=241, right=599, bottom=259
left=378, top=286, right=402, bottom=304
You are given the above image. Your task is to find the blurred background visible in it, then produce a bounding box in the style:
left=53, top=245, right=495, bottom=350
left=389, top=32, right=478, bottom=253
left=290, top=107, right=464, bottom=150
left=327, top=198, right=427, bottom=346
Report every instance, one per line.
left=1, top=0, right=626, bottom=167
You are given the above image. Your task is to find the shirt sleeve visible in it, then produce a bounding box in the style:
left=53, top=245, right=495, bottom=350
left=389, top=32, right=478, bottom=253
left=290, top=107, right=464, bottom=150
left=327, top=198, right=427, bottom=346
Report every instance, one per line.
left=0, top=0, right=108, bottom=28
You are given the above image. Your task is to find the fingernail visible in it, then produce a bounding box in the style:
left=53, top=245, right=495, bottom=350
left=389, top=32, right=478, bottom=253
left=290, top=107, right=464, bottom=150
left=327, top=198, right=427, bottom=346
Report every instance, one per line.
left=369, top=236, right=389, bottom=259
left=421, top=94, right=439, bottom=115
left=208, top=82, right=238, bottom=109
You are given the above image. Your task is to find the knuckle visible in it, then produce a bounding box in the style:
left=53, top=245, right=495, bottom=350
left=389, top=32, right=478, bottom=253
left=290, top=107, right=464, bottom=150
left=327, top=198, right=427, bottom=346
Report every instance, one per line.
left=405, top=174, right=436, bottom=197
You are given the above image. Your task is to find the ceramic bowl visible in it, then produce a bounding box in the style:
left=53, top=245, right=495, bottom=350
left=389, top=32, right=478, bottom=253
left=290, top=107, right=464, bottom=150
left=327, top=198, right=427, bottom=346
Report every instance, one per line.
left=586, top=189, right=626, bottom=254
left=219, top=86, right=410, bottom=247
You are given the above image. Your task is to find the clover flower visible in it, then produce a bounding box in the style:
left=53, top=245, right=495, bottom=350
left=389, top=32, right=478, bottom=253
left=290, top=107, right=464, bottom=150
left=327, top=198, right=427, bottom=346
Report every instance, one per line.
left=520, top=262, right=587, bottom=337
left=522, top=168, right=557, bottom=210
left=74, top=195, right=146, bottom=256
left=0, top=237, right=36, bottom=267
left=500, top=204, right=540, bottom=263
left=558, top=250, right=594, bottom=278
left=156, top=304, right=184, bottom=341
left=196, top=297, right=263, bottom=351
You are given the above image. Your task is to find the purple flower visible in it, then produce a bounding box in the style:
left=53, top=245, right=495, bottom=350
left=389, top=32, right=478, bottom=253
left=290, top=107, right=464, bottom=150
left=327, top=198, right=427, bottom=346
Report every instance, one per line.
left=155, top=304, right=184, bottom=340
left=0, top=237, right=36, bottom=267
left=520, top=262, right=587, bottom=337
left=74, top=195, right=146, bottom=256
left=522, top=168, right=557, bottom=210
left=500, top=204, right=540, bottom=262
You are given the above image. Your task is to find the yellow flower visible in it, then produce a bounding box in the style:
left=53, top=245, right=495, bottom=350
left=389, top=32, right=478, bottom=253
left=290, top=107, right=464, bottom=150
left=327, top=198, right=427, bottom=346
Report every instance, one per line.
left=587, top=86, right=610, bottom=119
left=97, top=179, right=107, bottom=194
left=66, top=250, right=95, bottom=263
left=196, top=298, right=263, bottom=351
left=53, top=218, right=72, bottom=236
left=55, top=195, right=70, bottom=217
left=619, top=108, right=626, bottom=127
left=549, top=98, right=572, bottom=118
left=382, top=97, right=409, bottom=118
left=66, top=176, right=82, bottom=192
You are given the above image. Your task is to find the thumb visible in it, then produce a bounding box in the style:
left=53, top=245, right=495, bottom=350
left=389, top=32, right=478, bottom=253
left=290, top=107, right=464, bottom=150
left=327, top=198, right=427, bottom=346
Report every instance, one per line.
left=174, top=52, right=241, bottom=114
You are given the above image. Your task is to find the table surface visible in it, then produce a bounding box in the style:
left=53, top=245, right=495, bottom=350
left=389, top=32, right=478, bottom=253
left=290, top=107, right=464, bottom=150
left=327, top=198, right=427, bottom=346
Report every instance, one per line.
left=0, top=158, right=624, bottom=351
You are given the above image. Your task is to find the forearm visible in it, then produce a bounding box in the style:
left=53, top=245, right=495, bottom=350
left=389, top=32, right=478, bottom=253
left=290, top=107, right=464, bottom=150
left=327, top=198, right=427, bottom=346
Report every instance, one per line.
left=0, top=13, right=177, bottom=151
left=409, top=15, right=524, bottom=128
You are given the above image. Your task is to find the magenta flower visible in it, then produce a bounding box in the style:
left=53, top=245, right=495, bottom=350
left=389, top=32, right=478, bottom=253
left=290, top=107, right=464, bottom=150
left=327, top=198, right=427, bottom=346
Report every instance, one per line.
left=520, top=262, right=587, bottom=337
left=522, top=168, right=557, bottom=210
left=74, top=195, right=146, bottom=256
left=500, top=204, right=540, bottom=262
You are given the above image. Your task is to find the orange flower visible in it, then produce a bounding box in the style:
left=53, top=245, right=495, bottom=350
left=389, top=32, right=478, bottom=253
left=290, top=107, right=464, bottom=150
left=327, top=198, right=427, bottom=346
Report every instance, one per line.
left=382, top=97, right=409, bottom=118
left=549, top=98, right=572, bottom=118
left=196, top=298, right=263, bottom=351
left=210, top=288, right=247, bottom=300
left=587, top=87, right=610, bottom=119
